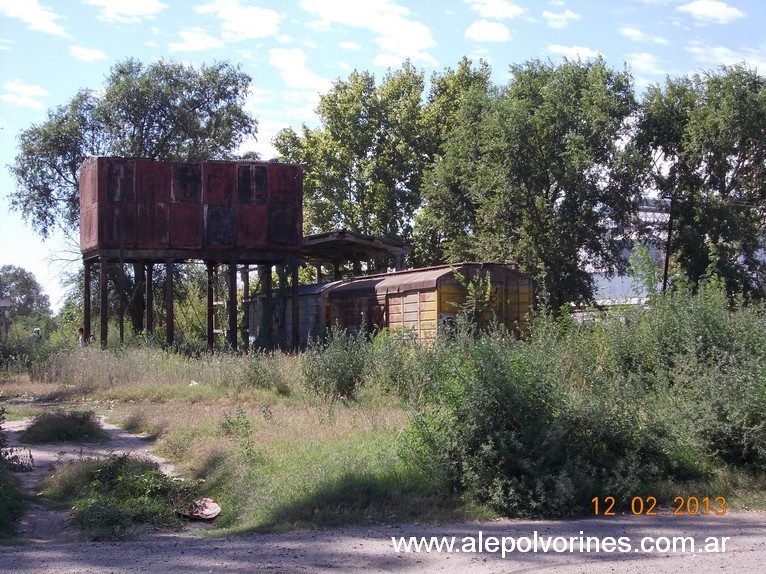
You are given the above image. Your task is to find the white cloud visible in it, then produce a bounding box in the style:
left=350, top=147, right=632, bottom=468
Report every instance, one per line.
left=195, top=0, right=281, bottom=41
left=465, top=0, right=525, bottom=20
left=677, top=0, right=745, bottom=24
left=542, top=9, right=581, bottom=28
left=465, top=20, right=511, bottom=42
left=300, top=0, right=437, bottom=66
left=626, top=52, right=666, bottom=75
left=339, top=41, right=362, bottom=51
left=0, top=0, right=67, bottom=36
left=619, top=27, right=669, bottom=45
left=1, top=79, right=48, bottom=109
left=269, top=48, right=332, bottom=93
left=83, top=0, right=168, bottom=24
left=547, top=44, right=601, bottom=60
left=685, top=40, right=766, bottom=70
left=70, top=46, right=108, bottom=62
left=4, top=79, right=48, bottom=97
left=169, top=28, right=225, bottom=52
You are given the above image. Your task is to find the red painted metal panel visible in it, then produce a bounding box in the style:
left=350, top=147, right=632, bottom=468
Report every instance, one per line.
left=267, top=163, right=300, bottom=204
left=237, top=204, right=268, bottom=246
left=80, top=205, right=98, bottom=251
left=171, top=163, right=202, bottom=204
left=136, top=161, right=171, bottom=249
left=170, top=203, right=203, bottom=248
left=203, top=162, right=236, bottom=204
left=104, top=159, right=135, bottom=202
left=79, top=157, right=302, bottom=256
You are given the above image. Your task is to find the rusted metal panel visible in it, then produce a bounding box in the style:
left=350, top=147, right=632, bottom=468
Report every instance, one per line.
left=79, top=157, right=303, bottom=259
left=237, top=204, right=268, bottom=246
left=136, top=161, right=170, bottom=249
left=204, top=204, right=236, bottom=246
left=171, top=163, right=202, bottom=204
left=268, top=162, right=300, bottom=203
left=268, top=204, right=300, bottom=245
left=203, top=162, right=236, bottom=204
left=237, top=163, right=268, bottom=204
left=105, top=160, right=135, bottom=202
left=170, top=203, right=203, bottom=247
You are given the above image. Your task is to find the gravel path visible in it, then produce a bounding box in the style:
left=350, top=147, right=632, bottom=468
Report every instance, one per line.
left=2, top=419, right=765, bottom=573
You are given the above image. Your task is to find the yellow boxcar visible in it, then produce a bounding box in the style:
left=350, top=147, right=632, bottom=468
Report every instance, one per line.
left=248, top=263, right=533, bottom=346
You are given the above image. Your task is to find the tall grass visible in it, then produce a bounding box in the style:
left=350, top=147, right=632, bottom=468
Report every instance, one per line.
left=2, top=276, right=765, bottom=531
left=406, top=278, right=766, bottom=516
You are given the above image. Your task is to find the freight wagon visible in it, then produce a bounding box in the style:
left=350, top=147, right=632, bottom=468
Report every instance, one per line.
left=249, top=263, right=533, bottom=346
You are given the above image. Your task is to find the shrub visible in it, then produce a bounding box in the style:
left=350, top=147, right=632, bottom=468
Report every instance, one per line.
left=42, top=453, right=199, bottom=540
left=20, top=410, right=108, bottom=444
left=0, top=408, right=26, bottom=539
left=406, top=277, right=766, bottom=517
left=301, top=326, right=371, bottom=401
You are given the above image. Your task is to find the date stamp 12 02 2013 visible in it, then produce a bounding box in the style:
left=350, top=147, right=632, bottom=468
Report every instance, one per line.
left=592, top=496, right=727, bottom=516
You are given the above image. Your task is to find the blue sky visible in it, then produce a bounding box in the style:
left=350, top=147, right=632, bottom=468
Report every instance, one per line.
left=1, top=0, right=765, bottom=311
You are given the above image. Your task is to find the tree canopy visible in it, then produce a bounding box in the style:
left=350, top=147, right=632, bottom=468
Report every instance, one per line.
left=418, top=57, right=645, bottom=308
left=638, top=64, right=766, bottom=298
left=0, top=265, right=52, bottom=323
left=8, top=58, right=257, bottom=239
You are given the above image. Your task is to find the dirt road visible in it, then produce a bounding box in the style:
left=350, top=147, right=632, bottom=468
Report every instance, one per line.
left=2, top=419, right=765, bottom=573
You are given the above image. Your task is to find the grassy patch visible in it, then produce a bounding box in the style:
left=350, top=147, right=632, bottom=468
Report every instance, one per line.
left=0, top=464, right=25, bottom=540
left=20, top=410, right=108, bottom=444
left=40, top=453, right=201, bottom=540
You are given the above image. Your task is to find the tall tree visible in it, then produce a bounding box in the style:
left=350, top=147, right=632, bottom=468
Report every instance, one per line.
left=639, top=65, right=766, bottom=297
left=9, top=58, right=257, bottom=238
left=273, top=61, right=426, bottom=244
left=7, top=58, right=258, bottom=332
left=418, top=58, right=644, bottom=309
left=0, top=265, right=52, bottom=322
left=413, top=57, right=494, bottom=265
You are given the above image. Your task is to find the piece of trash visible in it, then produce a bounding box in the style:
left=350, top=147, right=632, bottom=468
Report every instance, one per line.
left=179, top=498, right=221, bottom=520
left=189, top=380, right=199, bottom=387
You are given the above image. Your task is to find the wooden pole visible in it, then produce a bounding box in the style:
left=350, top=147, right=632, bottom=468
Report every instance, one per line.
left=145, top=263, right=154, bottom=334
left=241, top=266, right=250, bottom=351
left=206, top=262, right=215, bottom=349
left=99, top=258, right=108, bottom=349
left=291, top=262, right=299, bottom=349
left=83, top=261, right=91, bottom=342
left=228, top=262, right=238, bottom=351
left=165, top=260, right=174, bottom=347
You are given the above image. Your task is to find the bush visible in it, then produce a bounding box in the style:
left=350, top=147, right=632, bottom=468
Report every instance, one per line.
left=406, top=277, right=766, bottom=517
left=0, top=408, right=26, bottom=539
left=20, top=410, right=108, bottom=444
left=301, top=326, right=371, bottom=401
left=42, top=453, right=199, bottom=540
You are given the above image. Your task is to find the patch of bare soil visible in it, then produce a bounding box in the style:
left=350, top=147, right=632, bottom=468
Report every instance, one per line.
left=2, top=417, right=766, bottom=573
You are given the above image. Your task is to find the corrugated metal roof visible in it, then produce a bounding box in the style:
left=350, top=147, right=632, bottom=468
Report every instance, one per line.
left=298, top=281, right=342, bottom=296
left=327, top=265, right=456, bottom=298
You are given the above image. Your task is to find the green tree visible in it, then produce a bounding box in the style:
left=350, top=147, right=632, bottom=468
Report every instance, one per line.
left=7, top=58, right=258, bottom=332
left=274, top=61, right=427, bottom=249
left=638, top=65, right=766, bottom=298
left=418, top=58, right=644, bottom=309
left=413, top=57, right=494, bottom=265
left=0, top=265, right=52, bottom=332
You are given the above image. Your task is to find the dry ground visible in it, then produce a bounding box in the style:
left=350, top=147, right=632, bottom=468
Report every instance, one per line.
left=2, top=418, right=765, bottom=573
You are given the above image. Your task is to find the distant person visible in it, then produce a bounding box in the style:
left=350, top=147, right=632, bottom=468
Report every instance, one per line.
left=78, top=327, right=85, bottom=346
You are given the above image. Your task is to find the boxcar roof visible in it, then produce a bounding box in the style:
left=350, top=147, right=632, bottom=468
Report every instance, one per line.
left=326, top=264, right=478, bottom=298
